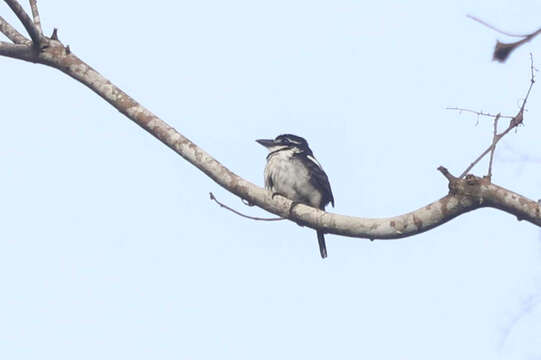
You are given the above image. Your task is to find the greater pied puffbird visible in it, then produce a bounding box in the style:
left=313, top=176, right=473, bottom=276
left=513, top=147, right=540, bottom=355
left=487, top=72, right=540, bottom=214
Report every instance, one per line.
left=256, top=134, right=334, bottom=258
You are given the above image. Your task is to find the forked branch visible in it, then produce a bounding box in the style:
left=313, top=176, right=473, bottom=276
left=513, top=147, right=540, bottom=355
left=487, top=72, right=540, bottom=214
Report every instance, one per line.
left=4, top=0, right=41, bottom=49
left=469, top=15, right=541, bottom=62
left=449, top=54, right=535, bottom=179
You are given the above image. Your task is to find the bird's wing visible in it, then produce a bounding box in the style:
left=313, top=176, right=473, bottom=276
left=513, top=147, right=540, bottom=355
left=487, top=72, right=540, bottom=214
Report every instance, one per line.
left=301, top=154, right=335, bottom=208
left=263, top=167, right=274, bottom=191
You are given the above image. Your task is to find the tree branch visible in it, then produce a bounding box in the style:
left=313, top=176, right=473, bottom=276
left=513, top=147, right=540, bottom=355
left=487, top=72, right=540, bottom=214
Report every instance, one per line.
left=4, top=0, right=41, bottom=49
left=0, top=15, right=29, bottom=44
left=445, top=107, right=513, bottom=120
left=493, top=31, right=541, bottom=63
left=209, top=192, right=284, bottom=221
left=467, top=15, right=530, bottom=38
left=487, top=113, right=500, bottom=180
left=468, top=14, right=541, bottom=62
left=1, top=6, right=540, bottom=242
left=453, top=57, right=535, bottom=179
left=0, top=40, right=35, bottom=60
left=29, top=0, right=43, bottom=34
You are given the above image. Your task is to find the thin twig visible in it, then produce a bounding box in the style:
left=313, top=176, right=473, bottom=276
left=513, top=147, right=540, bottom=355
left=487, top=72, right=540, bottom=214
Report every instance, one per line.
left=29, top=0, right=43, bottom=34
left=467, top=15, right=530, bottom=38
left=460, top=147, right=493, bottom=179
left=445, top=107, right=513, bottom=119
left=0, top=15, right=29, bottom=44
left=458, top=56, right=536, bottom=178
left=460, top=111, right=523, bottom=180
left=525, top=52, right=537, bottom=103
left=487, top=113, right=501, bottom=180
left=4, top=0, right=41, bottom=49
left=209, top=192, right=284, bottom=221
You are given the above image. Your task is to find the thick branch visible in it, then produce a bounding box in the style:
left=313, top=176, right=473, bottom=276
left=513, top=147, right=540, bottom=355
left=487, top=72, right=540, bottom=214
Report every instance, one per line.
left=0, top=40, right=539, bottom=240
left=0, top=15, right=29, bottom=44
left=0, top=40, right=34, bottom=59
left=312, top=171, right=541, bottom=239
left=0, top=6, right=540, bottom=241
left=4, top=0, right=40, bottom=48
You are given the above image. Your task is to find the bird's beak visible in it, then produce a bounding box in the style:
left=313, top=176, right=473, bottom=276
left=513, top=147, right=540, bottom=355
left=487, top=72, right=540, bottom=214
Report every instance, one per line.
left=256, top=139, right=275, bottom=148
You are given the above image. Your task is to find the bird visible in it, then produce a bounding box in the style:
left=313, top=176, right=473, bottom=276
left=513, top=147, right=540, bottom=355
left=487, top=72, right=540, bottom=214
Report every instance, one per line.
left=256, top=134, right=334, bottom=258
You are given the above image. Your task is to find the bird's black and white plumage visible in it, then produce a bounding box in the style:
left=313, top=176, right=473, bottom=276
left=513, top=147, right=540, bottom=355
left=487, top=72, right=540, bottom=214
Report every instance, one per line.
left=256, top=134, right=334, bottom=258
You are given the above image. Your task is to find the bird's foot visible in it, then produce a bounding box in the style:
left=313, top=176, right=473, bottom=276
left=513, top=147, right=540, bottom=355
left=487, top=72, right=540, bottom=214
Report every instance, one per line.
left=271, top=192, right=287, bottom=200
left=289, top=201, right=308, bottom=227
left=288, top=201, right=301, bottom=217
left=272, top=193, right=307, bottom=227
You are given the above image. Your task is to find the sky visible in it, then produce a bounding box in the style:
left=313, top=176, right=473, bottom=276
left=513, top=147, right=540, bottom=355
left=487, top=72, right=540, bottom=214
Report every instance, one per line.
left=1, top=1, right=541, bottom=359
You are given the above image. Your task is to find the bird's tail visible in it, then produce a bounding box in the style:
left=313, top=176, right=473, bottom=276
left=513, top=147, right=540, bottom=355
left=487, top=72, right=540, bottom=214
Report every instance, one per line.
left=317, top=230, right=328, bottom=259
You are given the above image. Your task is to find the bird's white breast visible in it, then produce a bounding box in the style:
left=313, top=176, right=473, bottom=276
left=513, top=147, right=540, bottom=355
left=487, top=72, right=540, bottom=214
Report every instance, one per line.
left=264, top=149, right=323, bottom=208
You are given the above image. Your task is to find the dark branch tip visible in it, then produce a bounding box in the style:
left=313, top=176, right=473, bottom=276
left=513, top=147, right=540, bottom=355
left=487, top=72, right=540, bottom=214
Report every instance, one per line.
left=437, top=166, right=456, bottom=181
left=513, top=110, right=524, bottom=126
left=493, top=41, right=517, bottom=63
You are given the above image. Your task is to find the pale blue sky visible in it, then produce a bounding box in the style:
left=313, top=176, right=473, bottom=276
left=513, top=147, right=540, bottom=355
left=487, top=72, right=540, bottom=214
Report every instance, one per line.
left=1, top=1, right=541, bottom=359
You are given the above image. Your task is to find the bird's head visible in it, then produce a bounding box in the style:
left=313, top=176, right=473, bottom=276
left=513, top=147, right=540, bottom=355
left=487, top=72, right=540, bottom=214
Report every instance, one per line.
left=256, top=134, right=313, bottom=155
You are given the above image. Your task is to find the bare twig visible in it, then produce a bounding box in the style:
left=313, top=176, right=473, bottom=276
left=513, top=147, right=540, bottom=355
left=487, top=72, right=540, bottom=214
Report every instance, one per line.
left=467, top=15, right=530, bottom=38
left=460, top=147, right=493, bottom=179
left=459, top=111, right=523, bottom=179
left=524, top=53, right=537, bottom=105
left=209, top=192, right=284, bottom=221
left=29, top=0, right=43, bottom=34
left=446, top=107, right=514, bottom=120
left=487, top=113, right=501, bottom=180
left=458, top=56, right=535, bottom=178
left=4, top=0, right=41, bottom=48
